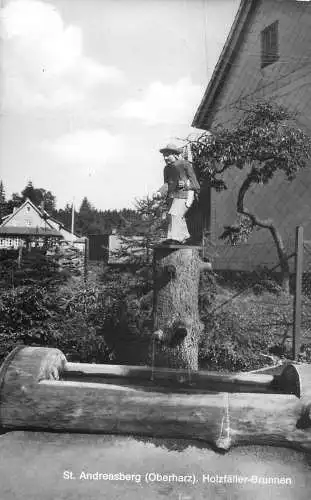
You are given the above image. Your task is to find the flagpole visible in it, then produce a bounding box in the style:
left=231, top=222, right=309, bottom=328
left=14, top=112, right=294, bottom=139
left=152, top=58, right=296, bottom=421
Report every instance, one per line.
left=71, top=198, right=75, bottom=240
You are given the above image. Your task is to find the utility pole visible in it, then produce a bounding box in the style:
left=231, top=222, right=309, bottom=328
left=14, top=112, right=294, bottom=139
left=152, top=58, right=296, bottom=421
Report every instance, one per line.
left=71, top=198, right=75, bottom=241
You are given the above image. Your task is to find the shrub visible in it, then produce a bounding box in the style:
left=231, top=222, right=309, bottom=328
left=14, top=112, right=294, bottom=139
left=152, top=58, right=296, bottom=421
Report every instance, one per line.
left=0, top=284, right=59, bottom=362
left=199, top=308, right=276, bottom=372
left=0, top=282, right=113, bottom=365
left=0, top=248, right=68, bottom=288
left=298, top=344, right=311, bottom=363
left=1, top=259, right=301, bottom=371
left=98, top=267, right=153, bottom=364
left=0, top=264, right=154, bottom=366
left=199, top=271, right=217, bottom=323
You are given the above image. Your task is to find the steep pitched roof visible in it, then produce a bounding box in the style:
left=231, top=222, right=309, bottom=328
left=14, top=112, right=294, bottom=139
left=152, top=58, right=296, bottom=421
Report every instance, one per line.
left=192, top=0, right=311, bottom=130
left=192, top=0, right=257, bottom=130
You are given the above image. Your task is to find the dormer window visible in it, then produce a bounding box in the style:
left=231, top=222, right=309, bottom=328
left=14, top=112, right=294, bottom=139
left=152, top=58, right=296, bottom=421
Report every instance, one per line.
left=261, top=21, right=279, bottom=68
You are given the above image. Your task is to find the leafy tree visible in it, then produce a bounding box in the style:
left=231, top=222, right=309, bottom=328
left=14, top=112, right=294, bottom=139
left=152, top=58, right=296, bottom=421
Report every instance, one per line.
left=79, top=197, right=93, bottom=213
left=6, top=192, right=23, bottom=213
left=56, top=203, right=75, bottom=232
left=0, top=282, right=112, bottom=365
left=40, top=189, right=56, bottom=214
left=97, top=208, right=138, bottom=234
left=76, top=197, right=99, bottom=235
left=21, top=181, right=56, bottom=213
left=21, top=181, right=39, bottom=204
left=53, top=202, right=139, bottom=237
left=189, top=101, right=311, bottom=293
left=3, top=181, right=56, bottom=215
left=0, top=180, right=5, bottom=202
left=113, top=195, right=166, bottom=266
left=0, top=180, right=7, bottom=220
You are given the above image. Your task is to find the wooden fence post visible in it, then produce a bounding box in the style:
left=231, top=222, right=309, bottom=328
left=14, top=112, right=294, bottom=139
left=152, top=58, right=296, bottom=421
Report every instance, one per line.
left=84, top=237, right=89, bottom=283
left=293, top=226, right=304, bottom=360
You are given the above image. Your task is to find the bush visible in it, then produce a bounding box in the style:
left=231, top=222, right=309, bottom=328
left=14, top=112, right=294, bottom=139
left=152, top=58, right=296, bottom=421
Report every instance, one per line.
left=0, top=282, right=113, bottom=365
left=253, top=279, right=283, bottom=295
left=0, top=263, right=154, bottom=366
left=199, top=308, right=276, bottom=372
left=0, top=284, right=58, bottom=363
left=98, top=267, right=153, bottom=364
left=1, top=260, right=300, bottom=371
left=199, top=270, right=217, bottom=323
left=0, top=248, right=68, bottom=288
left=298, top=344, right=311, bottom=363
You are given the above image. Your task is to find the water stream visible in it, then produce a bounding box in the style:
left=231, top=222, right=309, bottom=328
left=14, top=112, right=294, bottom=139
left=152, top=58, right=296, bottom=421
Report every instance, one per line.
left=150, top=335, right=156, bottom=382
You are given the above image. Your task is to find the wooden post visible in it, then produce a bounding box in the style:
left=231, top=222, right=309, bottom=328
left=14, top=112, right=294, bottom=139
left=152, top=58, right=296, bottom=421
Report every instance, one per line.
left=293, top=226, right=304, bottom=360
left=84, top=237, right=89, bottom=282
left=17, top=243, right=23, bottom=269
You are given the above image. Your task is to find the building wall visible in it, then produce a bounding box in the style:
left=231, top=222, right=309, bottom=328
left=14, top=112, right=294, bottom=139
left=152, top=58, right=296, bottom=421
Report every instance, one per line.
left=203, top=0, right=311, bottom=270
left=0, top=235, right=23, bottom=250
left=207, top=0, right=311, bottom=128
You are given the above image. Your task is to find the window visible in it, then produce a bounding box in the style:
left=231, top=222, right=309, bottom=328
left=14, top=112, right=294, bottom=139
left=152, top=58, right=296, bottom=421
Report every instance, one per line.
left=25, top=219, right=32, bottom=226
left=261, top=21, right=279, bottom=68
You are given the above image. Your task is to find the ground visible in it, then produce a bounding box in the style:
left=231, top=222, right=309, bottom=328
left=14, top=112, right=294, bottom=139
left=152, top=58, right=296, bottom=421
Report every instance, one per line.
left=0, top=431, right=310, bottom=500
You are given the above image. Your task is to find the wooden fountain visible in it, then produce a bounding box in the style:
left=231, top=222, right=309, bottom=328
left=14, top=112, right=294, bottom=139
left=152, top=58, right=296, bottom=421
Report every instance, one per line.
left=0, top=345, right=310, bottom=453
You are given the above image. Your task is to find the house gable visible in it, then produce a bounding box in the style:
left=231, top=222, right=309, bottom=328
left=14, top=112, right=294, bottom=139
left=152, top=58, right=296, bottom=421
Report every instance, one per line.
left=193, top=0, right=311, bottom=132
left=1, top=199, right=54, bottom=230
left=0, top=198, right=81, bottom=243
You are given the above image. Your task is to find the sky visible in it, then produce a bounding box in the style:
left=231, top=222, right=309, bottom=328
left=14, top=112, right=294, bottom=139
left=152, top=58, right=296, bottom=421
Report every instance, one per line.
left=0, top=0, right=239, bottom=211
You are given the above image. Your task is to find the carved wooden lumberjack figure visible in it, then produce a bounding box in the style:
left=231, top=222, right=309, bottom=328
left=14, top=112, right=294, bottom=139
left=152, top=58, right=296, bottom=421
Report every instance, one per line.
left=155, top=143, right=200, bottom=244
left=151, top=144, right=210, bottom=369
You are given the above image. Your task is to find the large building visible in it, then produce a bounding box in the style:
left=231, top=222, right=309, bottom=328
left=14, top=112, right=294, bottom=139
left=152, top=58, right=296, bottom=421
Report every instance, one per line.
left=193, top=0, right=311, bottom=271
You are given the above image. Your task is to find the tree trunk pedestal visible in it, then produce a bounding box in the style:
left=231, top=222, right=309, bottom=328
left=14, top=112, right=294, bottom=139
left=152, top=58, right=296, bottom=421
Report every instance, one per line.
left=152, top=245, right=207, bottom=370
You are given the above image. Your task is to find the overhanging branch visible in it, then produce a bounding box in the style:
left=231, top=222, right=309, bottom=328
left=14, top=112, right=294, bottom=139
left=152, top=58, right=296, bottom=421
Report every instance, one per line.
left=237, top=174, right=274, bottom=230
left=237, top=173, right=289, bottom=271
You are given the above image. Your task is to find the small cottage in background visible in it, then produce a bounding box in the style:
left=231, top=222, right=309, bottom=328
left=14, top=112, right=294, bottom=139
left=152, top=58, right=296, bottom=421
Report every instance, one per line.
left=0, top=198, right=77, bottom=249
left=0, top=199, right=88, bottom=277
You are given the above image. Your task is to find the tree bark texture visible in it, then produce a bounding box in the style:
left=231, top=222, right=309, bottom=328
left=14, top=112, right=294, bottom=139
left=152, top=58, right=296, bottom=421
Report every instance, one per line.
left=152, top=246, right=205, bottom=370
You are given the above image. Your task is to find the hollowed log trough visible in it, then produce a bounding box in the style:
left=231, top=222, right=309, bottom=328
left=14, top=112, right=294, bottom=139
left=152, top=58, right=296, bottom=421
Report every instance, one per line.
left=0, top=346, right=310, bottom=453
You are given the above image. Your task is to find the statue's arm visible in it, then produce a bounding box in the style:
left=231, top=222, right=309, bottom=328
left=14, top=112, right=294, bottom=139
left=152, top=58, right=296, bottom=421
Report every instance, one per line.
left=156, top=167, right=169, bottom=197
